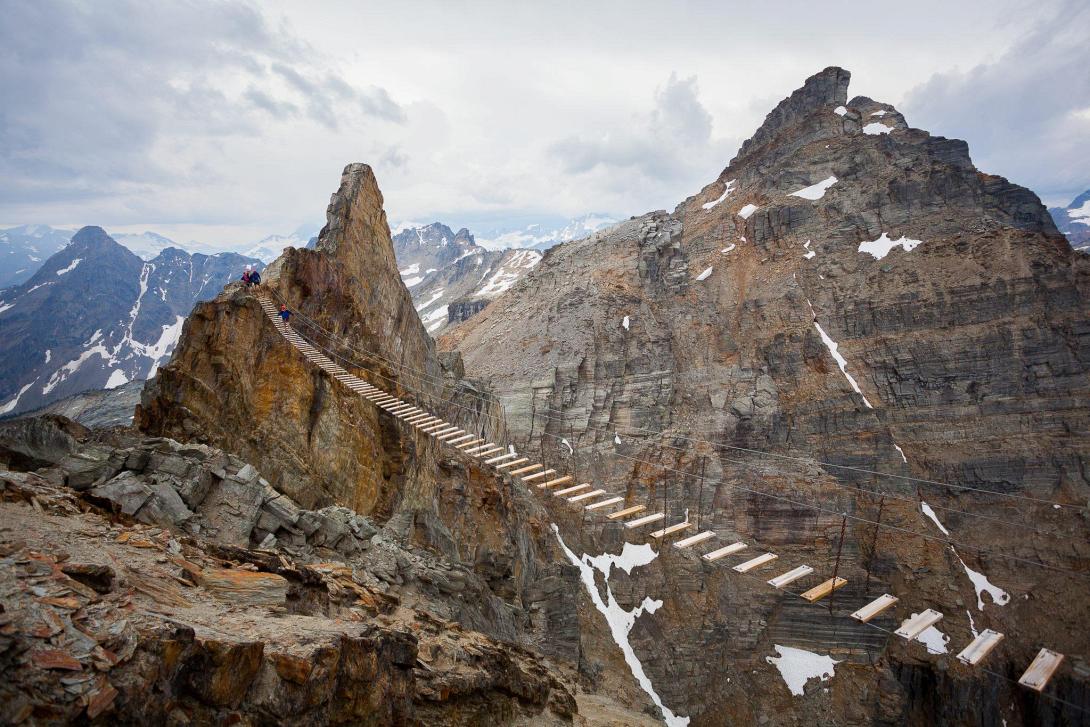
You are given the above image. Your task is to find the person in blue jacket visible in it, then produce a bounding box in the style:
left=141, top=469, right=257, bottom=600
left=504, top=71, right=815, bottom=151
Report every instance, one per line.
left=278, top=304, right=291, bottom=324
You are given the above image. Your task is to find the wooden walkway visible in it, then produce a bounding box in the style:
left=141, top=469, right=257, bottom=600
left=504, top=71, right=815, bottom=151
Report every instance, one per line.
left=258, top=294, right=1064, bottom=694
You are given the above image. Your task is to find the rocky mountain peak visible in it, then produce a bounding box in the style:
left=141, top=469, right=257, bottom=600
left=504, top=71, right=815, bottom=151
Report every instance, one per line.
left=733, top=66, right=850, bottom=164
left=313, top=162, right=398, bottom=281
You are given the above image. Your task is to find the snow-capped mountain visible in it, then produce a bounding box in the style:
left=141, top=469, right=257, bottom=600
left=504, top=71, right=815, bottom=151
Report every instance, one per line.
left=392, top=222, right=542, bottom=334
left=244, top=224, right=321, bottom=263
left=0, top=225, right=74, bottom=288
left=1049, top=189, right=1090, bottom=252
left=472, top=214, right=619, bottom=251
left=0, top=226, right=262, bottom=417
left=111, top=231, right=223, bottom=260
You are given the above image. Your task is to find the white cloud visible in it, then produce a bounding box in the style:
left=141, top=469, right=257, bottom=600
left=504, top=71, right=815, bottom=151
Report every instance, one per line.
left=1, top=0, right=1082, bottom=245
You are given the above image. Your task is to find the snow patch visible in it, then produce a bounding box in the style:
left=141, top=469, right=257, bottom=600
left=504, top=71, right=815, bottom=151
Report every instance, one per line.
left=955, top=552, right=1011, bottom=610
left=809, top=303, right=873, bottom=408
left=622, top=315, right=630, bottom=330
left=104, top=369, right=129, bottom=389
left=857, top=233, right=923, bottom=260
left=789, top=176, right=838, bottom=201
left=415, top=290, right=446, bottom=312
left=695, top=267, right=713, bottom=281
left=552, top=526, right=689, bottom=726
left=55, top=258, right=81, bottom=275
left=870, top=110, right=888, bottom=117
left=0, top=381, right=36, bottom=415
left=0, top=302, right=13, bottom=314
left=144, top=315, right=186, bottom=377
left=398, top=263, right=420, bottom=277
left=803, top=240, right=816, bottom=259
left=721, top=244, right=736, bottom=254
left=614, top=434, right=622, bottom=445
left=911, top=617, right=950, bottom=654
left=738, top=204, right=759, bottom=219
left=920, top=501, right=950, bottom=535
left=834, top=106, right=847, bottom=116
left=863, top=122, right=892, bottom=135
left=421, top=305, right=448, bottom=324
left=402, top=276, right=424, bottom=288
left=766, top=645, right=841, bottom=696
left=702, top=179, right=737, bottom=210
left=560, top=438, right=573, bottom=455
left=893, top=443, right=908, bottom=463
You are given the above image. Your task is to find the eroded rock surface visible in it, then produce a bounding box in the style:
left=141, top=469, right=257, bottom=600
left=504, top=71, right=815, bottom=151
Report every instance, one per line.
left=446, top=67, right=1090, bottom=724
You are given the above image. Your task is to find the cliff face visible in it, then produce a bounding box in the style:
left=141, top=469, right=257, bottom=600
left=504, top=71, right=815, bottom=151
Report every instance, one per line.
left=134, top=164, right=583, bottom=688
left=446, top=68, right=1090, bottom=723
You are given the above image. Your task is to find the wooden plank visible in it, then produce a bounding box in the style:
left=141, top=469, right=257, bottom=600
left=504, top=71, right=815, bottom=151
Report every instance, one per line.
left=585, top=497, right=624, bottom=510
left=473, top=447, right=505, bottom=459
left=463, top=442, right=495, bottom=454
left=957, top=630, right=1004, bottom=666
left=1018, top=648, right=1064, bottom=692
left=414, top=418, right=443, bottom=428
left=800, top=577, right=847, bottom=602
left=733, top=553, right=778, bottom=573
left=768, top=565, right=814, bottom=589
left=437, top=430, right=468, bottom=442
left=895, top=609, right=944, bottom=642
left=702, top=542, right=746, bottom=561
left=851, top=594, right=898, bottom=623
left=674, top=531, right=715, bottom=549
left=455, top=439, right=485, bottom=449
left=522, top=469, right=556, bottom=483
left=405, top=414, right=432, bottom=424
left=554, top=483, right=590, bottom=497
left=508, top=464, right=544, bottom=476
left=495, top=457, right=529, bottom=470
left=538, top=475, right=574, bottom=489
left=421, top=422, right=450, bottom=433
left=484, top=452, right=520, bottom=465
left=606, top=505, right=645, bottom=520
left=445, top=434, right=477, bottom=445
left=431, top=427, right=462, bottom=437
left=625, top=513, right=665, bottom=528
left=650, top=521, right=692, bottom=539
left=568, top=489, right=606, bottom=503
left=389, top=405, right=415, bottom=414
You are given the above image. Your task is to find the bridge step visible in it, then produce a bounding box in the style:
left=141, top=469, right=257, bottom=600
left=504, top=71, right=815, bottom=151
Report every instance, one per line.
left=539, top=475, right=573, bottom=489
left=586, top=496, right=624, bottom=510
left=957, top=630, right=1004, bottom=666
left=650, top=521, right=691, bottom=539
left=568, top=489, right=606, bottom=503
left=733, top=553, right=778, bottom=573
left=851, top=594, right=898, bottom=623
left=484, top=452, right=520, bottom=465
left=768, top=566, right=814, bottom=589
left=522, top=469, right=556, bottom=483
left=800, top=577, right=847, bottom=602
left=674, top=531, right=715, bottom=549
left=895, top=610, right=944, bottom=643
left=1019, top=648, right=1064, bottom=692
left=508, top=463, right=544, bottom=476
left=606, top=505, right=645, bottom=520
left=625, top=513, right=665, bottom=528
left=554, top=483, right=590, bottom=497
left=702, top=542, right=746, bottom=561
left=495, top=458, right=530, bottom=470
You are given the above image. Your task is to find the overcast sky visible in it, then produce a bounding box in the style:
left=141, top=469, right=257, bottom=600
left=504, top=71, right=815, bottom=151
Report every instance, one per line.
left=2, top=0, right=1088, bottom=248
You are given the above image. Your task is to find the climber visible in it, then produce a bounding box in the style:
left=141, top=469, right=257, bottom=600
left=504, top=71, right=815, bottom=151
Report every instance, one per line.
left=279, top=304, right=291, bottom=324
left=240, top=267, right=251, bottom=285
left=249, top=268, right=261, bottom=286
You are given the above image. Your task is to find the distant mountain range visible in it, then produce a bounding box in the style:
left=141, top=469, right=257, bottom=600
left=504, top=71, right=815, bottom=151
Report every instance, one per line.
left=0, top=226, right=262, bottom=417
left=1049, top=189, right=1090, bottom=252
left=392, top=222, right=543, bottom=334
left=0, top=225, right=73, bottom=288
left=393, top=213, right=619, bottom=253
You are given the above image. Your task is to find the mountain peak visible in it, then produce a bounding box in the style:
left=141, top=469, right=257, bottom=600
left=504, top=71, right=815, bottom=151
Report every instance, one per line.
left=733, top=66, right=850, bottom=164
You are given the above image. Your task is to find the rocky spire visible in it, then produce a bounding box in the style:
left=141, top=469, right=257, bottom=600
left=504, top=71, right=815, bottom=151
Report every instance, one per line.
left=732, top=66, right=850, bottom=164
left=314, top=163, right=399, bottom=281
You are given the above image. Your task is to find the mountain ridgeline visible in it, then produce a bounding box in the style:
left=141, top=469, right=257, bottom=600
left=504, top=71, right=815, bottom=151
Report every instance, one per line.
left=0, top=227, right=261, bottom=417
left=445, top=67, right=1090, bottom=723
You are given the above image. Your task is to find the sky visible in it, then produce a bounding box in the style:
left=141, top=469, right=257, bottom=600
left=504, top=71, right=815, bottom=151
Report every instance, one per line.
left=1, top=0, right=1088, bottom=250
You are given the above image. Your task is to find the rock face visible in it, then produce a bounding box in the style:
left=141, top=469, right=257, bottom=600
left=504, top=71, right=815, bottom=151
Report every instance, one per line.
left=447, top=67, right=1090, bottom=723
left=0, top=227, right=261, bottom=417
left=0, top=417, right=583, bottom=725
left=394, top=222, right=543, bottom=334
left=134, top=164, right=591, bottom=711
left=1049, top=188, right=1090, bottom=252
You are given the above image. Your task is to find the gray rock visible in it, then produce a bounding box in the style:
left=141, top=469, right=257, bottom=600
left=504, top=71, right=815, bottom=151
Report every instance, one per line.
left=90, top=472, right=152, bottom=515
left=135, top=482, right=195, bottom=527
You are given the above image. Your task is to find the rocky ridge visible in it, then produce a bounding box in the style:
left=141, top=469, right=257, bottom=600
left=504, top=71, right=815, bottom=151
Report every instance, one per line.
left=0, top=415, right=585, bottom=724
left=446, top=67, right=1090, bottom=724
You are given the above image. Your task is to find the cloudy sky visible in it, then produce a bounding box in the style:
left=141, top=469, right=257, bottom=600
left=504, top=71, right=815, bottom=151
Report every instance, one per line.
left=2, top=0, right=1088, bottom=248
